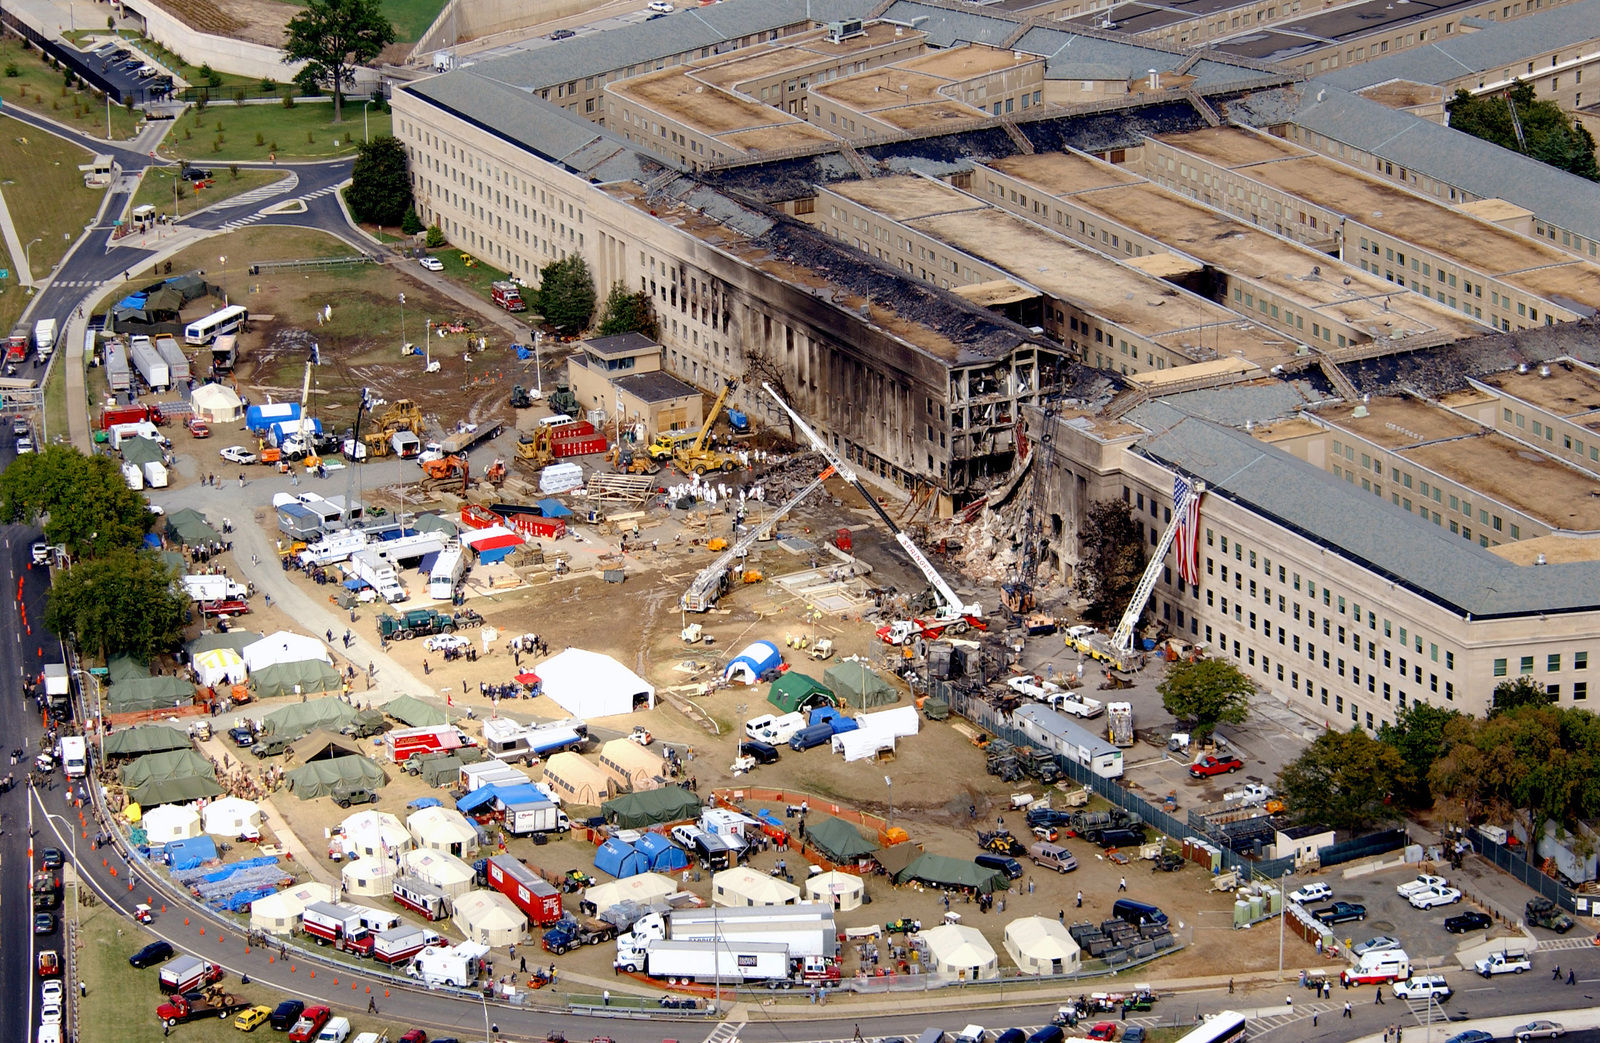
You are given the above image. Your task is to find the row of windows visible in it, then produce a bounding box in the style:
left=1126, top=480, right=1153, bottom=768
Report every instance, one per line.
left=1494, top=652, right=1591, bottom=675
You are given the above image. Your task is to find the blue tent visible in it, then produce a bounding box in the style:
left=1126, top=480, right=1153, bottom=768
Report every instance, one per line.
left=724, top=640, right=782, bottom=685
left=535, top=499, right=573, bottom=519
left=634, top=831, right=688, bottom=871
left=809, top=706, right=858, bottom=734
left=165, top=835, right=218, bottom=871
left=594, top=837, right=649, bottom=879
left=456, top=783, right=549, bottom=815
left=143, top=532, right=162, bottom=549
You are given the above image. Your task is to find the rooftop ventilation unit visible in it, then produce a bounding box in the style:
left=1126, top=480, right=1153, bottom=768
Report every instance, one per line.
left=825, top=19, right=866, bottom=43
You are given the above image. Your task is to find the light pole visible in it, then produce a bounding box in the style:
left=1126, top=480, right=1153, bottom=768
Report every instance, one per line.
left=219, top=255, right=227, bottom=304
left=24, top=237, right=40, bottom=291
left=398, top=293, right=406, bottom=355
left=362, top=100, right=372, bottom=142
left=1278, top=868, right=1289, bottom=980
left=885, top=774, right=894, bottom=828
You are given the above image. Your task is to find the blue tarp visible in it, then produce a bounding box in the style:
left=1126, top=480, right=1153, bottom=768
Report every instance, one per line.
left=456, top=783, right=547, bottom=815
left=143, top=532, right=162, bottom=549
left=634, top=831, right=688, bottom=871
left=515, top=344, right=534, bottom=360
left=534, top=499, right=573, bottom=519
left=478, top=546, right=516, bottom=565
left=408, top=797, right=443, bottom=810
left=418, top=551, right=441, bottom=575
left=202, top=855, right=279, bottom=883
left=594, top=837, right=649, bottom=879
left=456, top=787, right=499, bottom=814
left=221, top=885, right=276, bottom=912
left=117, top=294, right=147, bottom=309
left=165, top=835, right=219, bottom=871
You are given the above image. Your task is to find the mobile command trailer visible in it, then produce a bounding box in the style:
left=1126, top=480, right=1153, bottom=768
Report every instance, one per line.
left=485, top=854, right=563, bottom=926
left=385, top=725, right=473, bottom=763
left=636, top=939, right=791, bottom=982
left=348, top=548, right=408, bottom=603
left=372, top=924, right=441, bottom=965
left=480, top=717, right=584, bottom=764
left=1012, top=704, right=1123, bottom=779
left=408, top=940, right=489, bottom=988
left=183, top=575, right=250, bottom=602
left=428, top=547, right=466, bottom=601
left=129, top=337, right=170, bottom=389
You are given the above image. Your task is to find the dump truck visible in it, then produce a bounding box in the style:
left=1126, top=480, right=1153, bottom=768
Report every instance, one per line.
left=157, top=989, right=253, bottom=1027
left=377, top=609, right=457, bottom=640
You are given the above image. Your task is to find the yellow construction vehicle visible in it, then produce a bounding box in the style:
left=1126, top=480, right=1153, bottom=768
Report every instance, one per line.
left=606, top=444, right=660, bottom=476
left=514, top=427, right=554, bottom=469
left=362, top=399, right=424, bottom=458
left=673, top=379, right=741, bottom=474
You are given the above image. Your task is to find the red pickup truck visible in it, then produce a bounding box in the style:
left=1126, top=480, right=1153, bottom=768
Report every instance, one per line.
left=288, top=1006, right=331, bottom=1042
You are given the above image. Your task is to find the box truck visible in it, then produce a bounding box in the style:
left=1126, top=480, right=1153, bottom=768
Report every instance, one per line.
left=485, top=854, right=563, bottom=926
left=428, top=547, right=466, bottom=601
left=407, top=941, right=489, bottom=988
left=300, top=901, right=374, bottom=956
left=158, top=955, right=224, bottom=994
left=33, top=318, right=57, bottom=358
left=372, top=924, right=442, bottom=965
left=503, top=800, right=571, bottom=836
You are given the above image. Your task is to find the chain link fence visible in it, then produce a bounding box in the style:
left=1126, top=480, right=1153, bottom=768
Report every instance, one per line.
left=1468, top=827, right=1574, bottom=913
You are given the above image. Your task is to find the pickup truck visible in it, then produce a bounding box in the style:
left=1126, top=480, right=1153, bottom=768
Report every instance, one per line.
left=1408, top=885, right=1463, bottom=909
left=1475, top=950, right=1531, bottom=976
left=1313, top=902, right=1368, bottom=925
left=1395, top=874, right=1450, bottom=898
left=157, top=991, right=252, bottom=1027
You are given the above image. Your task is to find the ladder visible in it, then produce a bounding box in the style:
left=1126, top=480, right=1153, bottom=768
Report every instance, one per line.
left=1110, top=478, right=1204, bottom=658
left=681, top=468, right=833, bottom=612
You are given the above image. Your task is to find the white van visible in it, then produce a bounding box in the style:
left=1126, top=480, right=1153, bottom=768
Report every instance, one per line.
left=316, top=1016, right=352, bottom=1043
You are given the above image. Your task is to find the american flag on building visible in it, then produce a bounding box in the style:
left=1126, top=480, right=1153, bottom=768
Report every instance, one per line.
left=1173, top=475, right=1203, bottom=586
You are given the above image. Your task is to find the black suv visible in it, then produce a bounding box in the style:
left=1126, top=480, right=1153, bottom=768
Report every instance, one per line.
left=269, top=999, right=306, bottom=1031
left=129, top=939, right=174, bottom=967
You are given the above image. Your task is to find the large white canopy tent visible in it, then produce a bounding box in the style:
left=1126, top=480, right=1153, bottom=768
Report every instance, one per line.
left=242, top=631, right=332, bottom=673
left=453, top=889, right=527, bottom=948
left=201, top=796, right=262, bottom=836
left=403, top=849, right=476, bottom=899
left=190, top=383, right=244, bottom=423
left=249, top=882, right=336, bottom=935
left=142, top=803, right=202, bottom=843
left=407, top=805, right=480, bottom=858
left=1004, top=916, right=1082, bottom=976
left=536, top=648, right=655, bottom=718
left=920, top=923, right=1000, bottom=981
left=342, top=855, right=400, bottom=897
left=193, top=647, right=247, bottom=687
left=712, top=866, right=800, bottom=907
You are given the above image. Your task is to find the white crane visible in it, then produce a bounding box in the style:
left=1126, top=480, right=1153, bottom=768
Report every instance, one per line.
left=761, top=383, right=981, bottom=624
left=680, top=465, right=835, bottom=612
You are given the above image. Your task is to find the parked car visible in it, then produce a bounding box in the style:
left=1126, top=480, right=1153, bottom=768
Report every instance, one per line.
left=187, top=417, right=211, bottom=438
left=219, top=445, right=257, bottom=464
left=41, top=980, right=63, bottom=1004
left=1396, top=874, right=1450, bottom=898
left=268, top=1000, right=306, bottom=1031
left=1288, top=882, right=1333, bottom=904
left=33, top=913, right=55, bottom=934
left=1444, top=911, right=1493, bottom=934
left=647, top=1, right=674, bottom=10
left=1352, top=935, right=1400, bottom=956
left=1409, top=885, right=1463, bottom=909
left=229, top=726, right=255, bottom=748
left=1444, top=1032, right=1493, bottom=1043
left=1514, top=1022, right=1566, bottom=1040
left=1313, top=902, right=1367, bottom=925
left=549, top=28, right=575, bottom=38
left=419, top=256, right=444, bottom=272
left=128, top=940, right=174, bottom=968
left=1188, top=755, right=1245, bottom=777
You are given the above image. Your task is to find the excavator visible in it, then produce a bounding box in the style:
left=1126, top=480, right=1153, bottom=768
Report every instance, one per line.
left=420, top=454, right=468, bottom=480
left=673, top=378, right=741, bottom=475
left=359, top=399, right=425, bottom=459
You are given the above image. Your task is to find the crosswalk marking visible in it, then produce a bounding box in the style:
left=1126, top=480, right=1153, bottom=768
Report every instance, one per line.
left=703, top=1017, right=746, bottom=1043
left=1242, top=1002, right=1336, bottom=1035
left=211, top=173, right=299, bottom=210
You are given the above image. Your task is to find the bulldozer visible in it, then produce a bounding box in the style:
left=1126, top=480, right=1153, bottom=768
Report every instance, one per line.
left=606, top=445, right=660, bottom=476
left=363, top=398, right=425, bottom=457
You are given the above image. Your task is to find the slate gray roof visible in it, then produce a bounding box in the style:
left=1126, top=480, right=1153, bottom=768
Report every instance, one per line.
left=1289, top=86, right=1600, bottom=245
left=585, top=332, right=659, bottom=358
left=880, top=0, right=1028, bottom=48
left=1128, top=399, right=1600, bottom=620
left=1314, top=0, right=1600, bottom=91
left=614, top=370, right=700, bottom=403
left=1017, top=24, right=1192, bottom=78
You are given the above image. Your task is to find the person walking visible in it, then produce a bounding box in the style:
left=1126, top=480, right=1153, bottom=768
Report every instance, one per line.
left=1343, top=1002, right=1353, bottom=1019
left=1554, top=965, right=1563, bottom=980
left=1375, top=986, right=1385, bottom=1004
left=1118, top=877, right=1127, bottom=892
left=368, top=995, right=377, bottom=1013
left=1076, top=890, right=1083, bottom=907
left=1569, top=969, right=1577, bottom=985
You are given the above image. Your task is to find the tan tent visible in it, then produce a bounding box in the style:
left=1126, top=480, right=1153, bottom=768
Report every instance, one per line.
left=250, top=882, right=336, bottom=935
left=712, top=865, right=800, bottom=907
left=453, top=889, right=527, bottom=948
left=920, top=923, right=1000, bottom=980
left=404, top=849, right=476, bottom=899
left=1004, top=915, right=1082, bottom=976
left=804, top=870, right=865, bottom=911
left=540, top=752, right=612, bottom=806
left=408, top=806, right=480, bottom=858
left=583, top=872, right=680, bottom=917
left=342, top=855, right=399, bottom=898
left=597, top=739, right=664, bottom=792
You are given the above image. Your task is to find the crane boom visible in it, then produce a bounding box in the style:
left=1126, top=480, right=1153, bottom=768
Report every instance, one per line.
left=680, top=465, right=835, bottom=612
left=761, top=383, right=980, bottom=620
left=690, top=379, right=736, bottom=454
left=1109, top=478, right=1204, bottom=657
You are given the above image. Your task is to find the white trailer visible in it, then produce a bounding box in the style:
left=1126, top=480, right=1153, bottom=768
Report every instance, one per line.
left=639, top=939, right=791, bottom=982
left=503, top=800, right=570, bottom=836
left=348, top=548, right=408, bottom=603
left=104, top=341, right=131, bottom=392
left=183, top=575, right=250, bottom=602
left=408, top=941, right=489, bottom=988
left=458, top=761, right=529, bottom=792
left=60, top=736, right=87, bottom=778
left=128, top=336, right=170, bottom=389
left=372, top=925, right=441, bottom=965
left=121, top=461, right=144, bottom=490
left=428, top=547, right=466, bottom=601
left=142, top=460, right=169, bottom=488
left=33, top=318, right=57, bottom=357
left=297, top=530, right=370, bottom=567
left=667, top=917, right=836, bottom=959
left=153, top=335, right=190, bottom=384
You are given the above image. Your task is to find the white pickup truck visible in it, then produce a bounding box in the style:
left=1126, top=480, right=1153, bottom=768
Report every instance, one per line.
left=1046, top=691, right=1105, bottom=719
left=1395, top=874, right=1450, bottom=898
left=1475, top=950, right=1531, bottom=976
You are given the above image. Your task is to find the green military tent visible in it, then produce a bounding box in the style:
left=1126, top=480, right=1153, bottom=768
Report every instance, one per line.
left=250, top=660, right=342, bottom=701
left=894, top=853, right=1009, bottom=894
left=413, top=513, right=459, bottom=535
left=104, top=726, right=191, bottom=758
left=158, top=550, right=188, bottom=573
left=107, top=675, right=195, bottom=713
left=382, top=693, right=449, bottom=728
left=107, top=654, right=151, bottom=683
left=120, top=436, right=164, bottom=466
left=417, top=754, right=465, bottom=788
left=807, top=817, right=878, bottom=863
left=284, top=755, right=387, bottom=799
left=262, top=697, right=356, bottom=735
left=874, top=842, right=922, bottom=878
left=121, top=749, right=222, bottom=806
left=166, top=508, right=221, bottom=546
left=189, top=630, right=262, bottom=656
left=601, top=787, right=702, bottom=828
left=824, top=661, right=898, bottom=709
left=768, top=672, right=835, bottom=714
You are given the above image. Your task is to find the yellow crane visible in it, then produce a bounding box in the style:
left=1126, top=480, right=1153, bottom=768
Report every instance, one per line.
left=673, top=378, right=741, bottom=474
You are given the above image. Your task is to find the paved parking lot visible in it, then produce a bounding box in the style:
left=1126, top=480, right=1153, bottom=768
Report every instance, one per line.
left=1310, top=866, right=1517, bottom=969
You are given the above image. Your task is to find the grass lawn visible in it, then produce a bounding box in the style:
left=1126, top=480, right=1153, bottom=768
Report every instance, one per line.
left=131, top=166, right=287, bottom=221
left=380, top=0, right=450, bottom=42
left=433, top=246, right=511, bottom=298
left=162, top=101, right=393, bottom=161
left=0, top=131, right=105, bottom=277
left=43, top=348, right=68, bottom=443
left=0, top=39, right=143, bottom=140
left=76, top=899, right=409, bottom=1043
left=0, top=237, right=22, bottom=338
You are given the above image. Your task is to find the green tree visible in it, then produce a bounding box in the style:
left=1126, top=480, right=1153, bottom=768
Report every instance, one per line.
left=401, top=207, right=423, bottom=235
left=596, top=281, right=659, bottom=339
left=45, top=549, right=187, bottom=661
left=346, top=134, right=412, bottom=226
left=1157, top=658, right=1253, bottom=741
left=0, top=445, right=153, bottom=557
left=1430, top=704, right=1600, bottom=837
left=425, top=223, right=446, bottom=248
left=1376, top=701, right=1463, bottom=807
left=535, top=254, right=597, bottom=336
left=1447, top=82, right=1600, bottom=182
left=1276, top=726, right=1410, bottom=832
left=282, top=0, right=395, bottom=122
left=1490, top=675, right=1556, bottom=717
left=1074, top=499, right=1145, bottom=626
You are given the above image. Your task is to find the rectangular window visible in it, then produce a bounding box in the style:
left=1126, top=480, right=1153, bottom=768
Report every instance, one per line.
left=1577, top=682, right=1588, bottom=700
left=1549, top=654, right=1562, bottom=672
left=1521, top=656, right=1535, bottom=674
left=1577, top=652, right=1588, bottom=670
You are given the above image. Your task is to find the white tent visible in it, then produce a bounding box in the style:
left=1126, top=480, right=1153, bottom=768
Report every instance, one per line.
left=404, top=849, right=477, bottom=899
left=1004, top=916, right=1082, bottom=976
left=832, top=728, right=896, bottom=762
left=338, top=810, right=412, bottom=863
left=242, top=631, right=332, bottom=673
left=920, top=923, right=1000, bottom=981
left=583, top=872, right=680, bottom=917
left=804, top=870, right=865, bottom=911
left=142, top=802, right=202, bottom=843
left=856, top=705, right=920, bottom=738
left=201, top=796, right=262, bottom=836
left=250, top=881, right=335, bottom=935
left=536, top=648, right=655, bottom=718
left=190, top=383, right=244, bottom=423
left=713, top=865, right=800, bottom=907
left=193, top=647, right=247, bottom=687
left=407, top=805, right=480, bottom=858
left=342, top=855, right=399, bottom=897
left=453, top=889, right=527, bottom=948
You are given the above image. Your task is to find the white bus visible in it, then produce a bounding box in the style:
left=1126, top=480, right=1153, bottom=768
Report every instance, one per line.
left=1173, top=1012, right=1248, bottom=1043
left=184, top=304, right=248, bottom=346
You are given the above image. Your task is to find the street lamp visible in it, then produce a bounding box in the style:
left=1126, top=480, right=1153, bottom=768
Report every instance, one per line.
left=398, top=293, right=406, bottom=355
left=24, top=237, right=40, bottom=291
left=362, top=100, right=372, bottom=143
left=219, top=255, right=227, bottom=304
left=885, top=774, right=894, bottom=829
left=1278, top=868, right=1289, bottom=980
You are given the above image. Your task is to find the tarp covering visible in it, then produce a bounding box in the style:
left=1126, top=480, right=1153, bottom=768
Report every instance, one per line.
left=283, top=754, right=387, bottom=798
left=601, top=787, right=702, bottom=828
left=875, top=843, right=922, bottom=877
left=287, top=729, right=366, bottom=764
left=193, top=647, right=247, bottom=687
left=857, top=705, right=920, bottom=738
left=806, top=817, right=878, bottom=863
left=583, top=873, right=678, bottom=917
left=166, top=508, right=221, bottom=546
left=165, top=834, right=218, bottom=870
left=824, top=661, right=898, bottom=709
left=894, top=853, right=1009, bottom=894
left=243, top=631, right=332, bottom=672
left=413, top=513, right=459, bottom=535
left=594, top=837, right=649, bottom=879
left=250, top=660, right=343, bottom=700
left=189, top=630, right=262, bottom=656
left=107, top=654, right=151, bottom=683
left=108, top=675, right=194, bottom=713
left=768, top=672, right=834, bottom=714
left=103, top=726, right=190, bottom=758
left=143, top=803, right=202, bottom=843
left=633, top=831, right=689, bottom=872
left=723, top=640, right=782, bottom=685
left=120, top=436, right=164, bottom=466
left=383, top=693, right=449, bottom=728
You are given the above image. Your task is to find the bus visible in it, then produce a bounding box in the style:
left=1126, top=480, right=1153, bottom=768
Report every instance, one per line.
left=1173, top=1012, right=1248, bottom=1043
left=184, top=304, right=248, bottom=346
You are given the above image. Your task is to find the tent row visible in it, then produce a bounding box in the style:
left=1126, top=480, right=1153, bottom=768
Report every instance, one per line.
left=765, top=663, right=899, bottom=716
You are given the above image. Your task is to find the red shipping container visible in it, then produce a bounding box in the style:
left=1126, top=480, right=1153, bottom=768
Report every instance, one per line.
left=485, top=854, right=563, bottom=926
left=100, top=405, right=152, bottom=430
left=551, top=434, right=607, bottom=458
left=547, top=419, right=594, bottom=438
left=505, top=515, right=567, bottom=540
